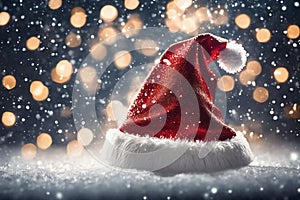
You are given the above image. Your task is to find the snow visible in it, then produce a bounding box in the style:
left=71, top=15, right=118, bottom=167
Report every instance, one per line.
left=1, top=138, right=300, bottom=199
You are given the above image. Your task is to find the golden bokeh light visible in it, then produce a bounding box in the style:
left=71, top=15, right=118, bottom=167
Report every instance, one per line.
left=2, top=75, right=16, bottom=90
left=246, top=60, right=262, bottom=76
left=67, top=140, right=84, bottom=158
left=90, top=43, right=107, bottom=61
left=26, top=36, right=40, bottom=51
left=135, top=39, right=158, bottom=56
left=60, top=106, right=72, bottom=118
left=0, top=11, right=10, bottom=26
left=180, top=17, right=198, bottom=34
left=48, top=0, right=62, bottom=10
left=195, top=7, right=211, bottom=22
left=98, top=26, right=118, bottom=45
left=65, top=32, right=81, bottom=48
left=124, top=0, right=140, bottom=10
left=256, top=28, right=271, bottom=43
left=77, top=128, right=94, bottom=146
left=79, top=66, right=99, bottom=93
left=274, top=67, right=289, bottom=83
left=174, top=0, right=192, bottom=10
left=36, top=133, right=52, bottom=150
left=235, top=14, right=251, bottom=29
left=284, top=104, right=300, bottom=119
left=122, top=14, right=143, bottom=36
left=239, top=70, right=256, bottom=86
left=217, top=75, right=235, bottom=92
left=51, top=68, right=71, bottom=84
left=105, top=100, right=127, bottom=124
left=212, top=8, right=229, bottom=26
left=253, top=87, right=269, bottom=103
left=21, top=143, right=37, bottom=160
left=55, top=60, right=73, bottom=78
left=286, top=25, right=299, bottom=39
left=100, top=5, right=118, bottom=23
left=2, top=111, right=16, bottom=127
left=30, top=81, right=49, bottom=101
left=70, top=7, right=86, bottom=28
left=114, top=50, right=132, bottom=69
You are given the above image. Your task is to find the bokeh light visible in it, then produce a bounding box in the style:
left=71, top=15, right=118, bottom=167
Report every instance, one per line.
left=98, top=26, right=118, bottom=45
left=29, top=81, right=49, bottom=101
left=2, top=111, right=16, bottom=127
left=90, top=43, right=107, bottom=61
left=284, top=104, right=300, bottom=119
left=114, top=50, right=132, bottom=69
left=21, top=143, right=37, bottom=160
left=65, top=32, right=81, bottom=48
left=0, top=11, right=10, bottom=26
left=256, top=28, right=271, bottom=43
left=235, top=14, right=251, bottom=29
left=26, top=36, right=40, bottom=51
left=253, top=87, right=269, bottom=103
left=124, top=0, right=140, bottom=10
left=67, top=140, right=84, bottom=158
left=246, top=60, right=262, bottom=76
left=51, top=68, right=71, bottom=84
left=100, top=5, right=118, bottom=23
left=36, top=133, right=53, bottom=150
left=286, top=25, right=299, bottom=39
left=2, top=75, right=16, bottom=90
left=77, top=128, right=94, bottom=146
left=55, top=60, right=73, bottom=78
left=274, top=67, right=289, bottom=83
left=135, top=39, right=159, bottom=56
left=239, top=70, right=256, bottom=86
left=78, top=66, right=99, bottom=92
left=122, top=14, right=143, bottom=36
left=174, top=0, right=192, bottom=10
left=217, top=75, right=235, bottom=92
left=105, top=100, right=127, bottom=125
left=70, top=7, right=86, bottom=28
left=48, top=0, right=62, bottom=10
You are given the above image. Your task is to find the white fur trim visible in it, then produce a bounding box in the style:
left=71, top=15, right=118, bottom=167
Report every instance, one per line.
left=217, top=40, right=247, bottom=74
left=99, top=129, right=253, bottom=174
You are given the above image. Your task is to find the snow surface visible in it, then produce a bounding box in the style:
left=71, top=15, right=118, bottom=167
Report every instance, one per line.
left=1, top=138, right=300, bottom=199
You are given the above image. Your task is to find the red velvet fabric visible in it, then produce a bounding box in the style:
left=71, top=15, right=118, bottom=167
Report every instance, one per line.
left=119, top=34, right=236, bottom=141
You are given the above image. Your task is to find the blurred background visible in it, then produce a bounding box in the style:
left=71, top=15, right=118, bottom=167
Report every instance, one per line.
left=0, top=0, right=299, bottom=159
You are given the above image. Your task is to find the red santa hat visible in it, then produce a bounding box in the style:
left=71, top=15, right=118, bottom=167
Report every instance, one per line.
left=100, top=33, right=253, bottom=173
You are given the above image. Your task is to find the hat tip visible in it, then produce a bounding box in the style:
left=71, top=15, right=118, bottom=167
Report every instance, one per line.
left=217, top=40, right=247, bottom=74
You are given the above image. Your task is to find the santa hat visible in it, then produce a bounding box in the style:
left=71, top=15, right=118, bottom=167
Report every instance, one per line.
left=99, top=33, right=253, bottom=173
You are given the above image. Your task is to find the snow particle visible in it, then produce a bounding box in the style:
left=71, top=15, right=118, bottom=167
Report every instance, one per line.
left=211, top=187, right=218, bottom=194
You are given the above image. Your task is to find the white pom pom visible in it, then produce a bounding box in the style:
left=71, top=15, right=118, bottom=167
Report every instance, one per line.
left=217, top=40, right=247, bottom=74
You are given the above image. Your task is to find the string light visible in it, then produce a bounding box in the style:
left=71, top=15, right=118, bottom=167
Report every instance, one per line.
left=48, top=0, right=62, bottom=10
left=274, top=67, right=289, bottom=83
left=21, top=143, right=37, bottom=160
left=37, top=133, right=53, bottom=150
left=235, top=14, right=251, bottom=29
left=0, top=11, right=10, bottom=26
left=2, top=75, right=16, bottom=90
left=253, top=87, right=269, bottom=103
left=256, top=28, right=271, bottom=43
left=100, top=5, right=118, bottom=23
left=2, top=111, right=16, bottom=127
left=26, top=36, right=40, bottom=50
